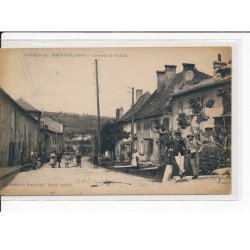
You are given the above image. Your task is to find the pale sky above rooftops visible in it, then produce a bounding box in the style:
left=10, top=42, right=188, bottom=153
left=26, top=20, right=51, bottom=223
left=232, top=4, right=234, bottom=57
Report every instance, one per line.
left=0, top=47, right=231, bottom=117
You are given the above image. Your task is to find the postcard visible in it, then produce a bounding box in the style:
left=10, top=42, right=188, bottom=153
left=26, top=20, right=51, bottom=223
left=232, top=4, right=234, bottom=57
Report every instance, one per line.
left=0, top=46, right=232, bottom=195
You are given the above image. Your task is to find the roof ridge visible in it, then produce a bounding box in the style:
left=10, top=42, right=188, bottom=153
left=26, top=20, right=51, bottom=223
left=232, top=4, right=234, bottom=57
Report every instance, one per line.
left=16, top=97, right=41, bottom=112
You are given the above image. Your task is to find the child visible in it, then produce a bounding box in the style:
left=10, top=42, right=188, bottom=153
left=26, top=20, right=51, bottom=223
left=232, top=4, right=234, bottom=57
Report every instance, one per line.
left=64, top=153, right=71, bottom=168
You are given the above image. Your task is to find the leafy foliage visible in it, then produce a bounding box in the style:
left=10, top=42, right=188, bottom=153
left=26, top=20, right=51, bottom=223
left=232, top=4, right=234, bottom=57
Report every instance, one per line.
left=199, top=143, right=224, bottom=174
left=204, top=99, right=215, bottom=108
left=196, top=112, right=209, bottom=124
left=99, top=121, right=130, bottom=153
left=189, top=98, right=203, bottom=115
left=189, top=98, right=215, bottom=124
left=177, top=112, right=191, bottom=129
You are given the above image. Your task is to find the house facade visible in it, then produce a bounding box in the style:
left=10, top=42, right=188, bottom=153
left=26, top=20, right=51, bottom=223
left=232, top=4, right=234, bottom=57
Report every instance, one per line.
left=115, top=90, right=151, bottom=162
left=16, top=98, right=64, bottom=159
left=0, top=88, right=40, bottom=167
left=115, top=62, right=214, bottom=164
left=171, top=59, right=231, bottom=140
left=133, top=64, right=212, bottom=163
left=40, top=116, right=64, bottom=159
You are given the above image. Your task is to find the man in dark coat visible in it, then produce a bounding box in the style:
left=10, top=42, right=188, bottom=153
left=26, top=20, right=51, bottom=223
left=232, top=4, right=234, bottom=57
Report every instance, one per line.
left=173, top=131, right=187, bottom=179
left=160, top=127, right=175, bottom=182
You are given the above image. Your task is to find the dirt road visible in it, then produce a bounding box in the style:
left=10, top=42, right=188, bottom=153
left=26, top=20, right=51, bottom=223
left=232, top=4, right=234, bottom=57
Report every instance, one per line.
left=0, top=157, right=231, bottom=195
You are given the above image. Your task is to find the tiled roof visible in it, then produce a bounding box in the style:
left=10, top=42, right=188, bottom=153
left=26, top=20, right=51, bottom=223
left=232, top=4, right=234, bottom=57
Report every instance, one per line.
left=120, top=91, right=151, bottom=122
left=134, top=69, right=212, bottom=119
left=172, top=75, right=231, bottom=97
left=0, top=88, right=38, bottom=122
left=16, top=98, right=41, bottom=113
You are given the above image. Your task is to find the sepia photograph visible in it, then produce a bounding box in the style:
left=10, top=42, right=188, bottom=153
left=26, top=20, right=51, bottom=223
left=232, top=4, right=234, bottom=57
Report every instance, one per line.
left=0, top=46, right=232, bottom=195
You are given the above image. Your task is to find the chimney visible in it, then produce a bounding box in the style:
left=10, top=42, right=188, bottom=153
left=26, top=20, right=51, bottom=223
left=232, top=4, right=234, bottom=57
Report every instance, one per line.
left=136, top=89, right=143, bottom=102
left=156, top=70, right=166, bottom=91
left=119, top=107, right=124, bottom=117
left=218, top=54, right=222, bottom=62
left=182, top=63, right=195, bottom=82
left=116, top=108, right=120, bottom=121
left=157, top=65, right=177, bottom=91
left=164, top=65, right=177, bottom=81
left=116, top=107, right=124, bottom=121
left=213, top=54, right=227, bottom=76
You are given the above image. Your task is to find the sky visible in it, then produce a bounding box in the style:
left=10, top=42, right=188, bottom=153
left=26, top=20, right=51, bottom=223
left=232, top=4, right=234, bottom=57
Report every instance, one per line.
left=0, top=47, right=231, bottom=117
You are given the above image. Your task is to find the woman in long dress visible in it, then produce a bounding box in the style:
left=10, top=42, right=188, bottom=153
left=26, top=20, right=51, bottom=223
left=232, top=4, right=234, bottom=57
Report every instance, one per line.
left=49, top=150, right=57, bottom=168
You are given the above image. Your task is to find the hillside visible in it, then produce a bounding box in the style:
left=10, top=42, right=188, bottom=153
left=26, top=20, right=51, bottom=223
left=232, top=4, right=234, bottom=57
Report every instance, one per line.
left=43, top=111, right=114, bottom=136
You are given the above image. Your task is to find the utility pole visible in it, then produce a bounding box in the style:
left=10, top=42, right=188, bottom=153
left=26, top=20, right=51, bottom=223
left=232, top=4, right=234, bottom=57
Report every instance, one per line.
left=95, top=59, right=101, bottom=162
left=131, top=87, right=135, bottom=153
left=127, top=86, right=135, bottom=157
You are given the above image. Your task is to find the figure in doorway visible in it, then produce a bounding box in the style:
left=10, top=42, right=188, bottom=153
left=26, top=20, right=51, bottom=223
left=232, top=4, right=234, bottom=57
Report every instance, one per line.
left=131, top=149, right=140, bottom=169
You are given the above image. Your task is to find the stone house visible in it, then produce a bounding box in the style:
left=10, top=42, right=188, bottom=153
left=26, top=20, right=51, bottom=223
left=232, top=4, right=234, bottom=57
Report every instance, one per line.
left=0, top=88, right=40, bottom=167
left=115, top=90, right=151, bottom=162
left=171, top=57, right=231, bottom=140
left=16, top=98, right=64, bottom=160
left=132, top=64, right=212, bottom=163
left=40, top=116, right=64, bottom=159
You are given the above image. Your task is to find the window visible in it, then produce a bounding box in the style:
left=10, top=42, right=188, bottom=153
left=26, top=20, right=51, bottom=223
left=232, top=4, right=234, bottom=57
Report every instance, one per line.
left=150, top=121, right=155, bottom=132
left=10, top=112, right=15, bottom=129
left=162, top=118, right=170, bottom=131
left=144, top=120, right=150, bottom=130
left=148, top=140, right=154, bottom=155
left=139, top=141, right=144, bottom=155
left=214, top=117, right=231, bottom=127
left=137, top=120, right=141, bottom=132
left=151, top=119, right=159, bottom=132
left=178, top=101, right=183, bottom=113
left=140, top=120, right=144, bottom=134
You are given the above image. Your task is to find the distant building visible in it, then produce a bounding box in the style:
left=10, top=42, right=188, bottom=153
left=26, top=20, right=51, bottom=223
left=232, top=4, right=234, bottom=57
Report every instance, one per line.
left=40, top=116, right=64, bottom=158
left=115, top=90, right=151, bottom=162
left=0, top=88, right=40, bottom=167
left=17, top=98, right=64, bottom=159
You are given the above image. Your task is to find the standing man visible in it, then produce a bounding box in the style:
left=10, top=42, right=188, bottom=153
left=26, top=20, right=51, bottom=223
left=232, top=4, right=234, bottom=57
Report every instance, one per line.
left=31, top=148, right=37, bottom=169
left=76, top=151, right=82, bottom=167
left=20, top=146, right=26, bottom=166
left=56, top=150, right=63, bottom=168
left=160, top=127, right=175, bottom=183
left=186, top=134, right=202, bottom=179
left=173, top=131, right=187, bottom=180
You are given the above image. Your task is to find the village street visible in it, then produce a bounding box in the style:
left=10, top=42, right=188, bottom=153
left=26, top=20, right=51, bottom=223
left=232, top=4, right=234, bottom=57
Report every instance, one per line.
left=0, top=157, right=230, bottom=195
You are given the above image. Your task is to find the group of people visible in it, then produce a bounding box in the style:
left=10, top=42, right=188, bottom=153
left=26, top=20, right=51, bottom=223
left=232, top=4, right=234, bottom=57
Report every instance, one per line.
left=162, top=129, right=202, bottom=181
left=49, top=150, right=82, bottom=168
left=131, top=127, right=203, bottom=182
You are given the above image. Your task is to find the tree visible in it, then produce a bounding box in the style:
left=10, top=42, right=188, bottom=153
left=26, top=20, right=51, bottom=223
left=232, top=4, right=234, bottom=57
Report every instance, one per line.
left=99, top=121, right=130, bottom=154
left=177, top=98, right=215, bottom=136
left=177, top=112, right=191, bottom=129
